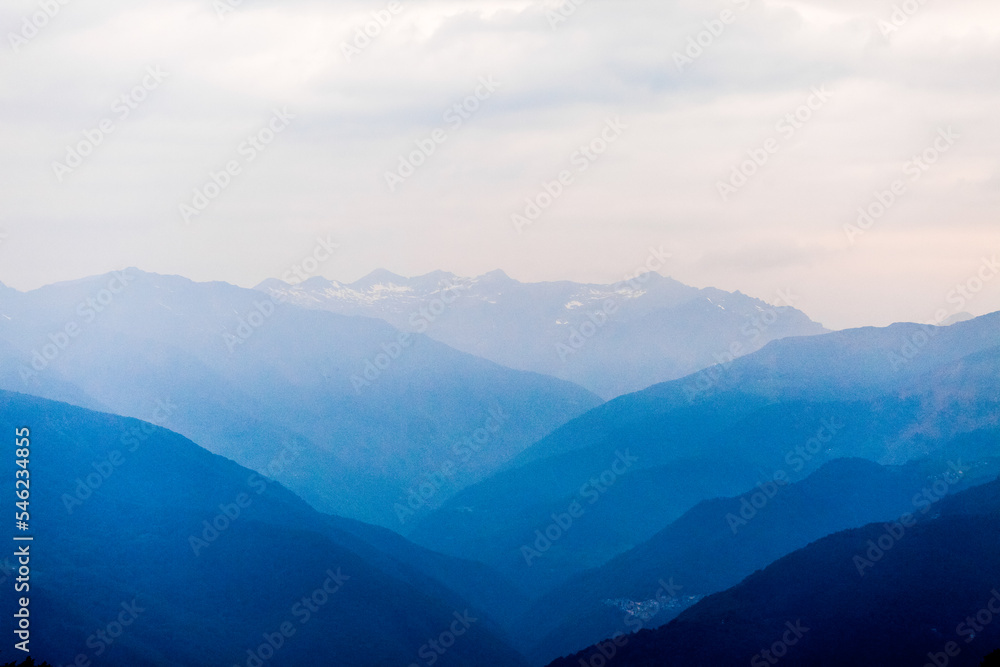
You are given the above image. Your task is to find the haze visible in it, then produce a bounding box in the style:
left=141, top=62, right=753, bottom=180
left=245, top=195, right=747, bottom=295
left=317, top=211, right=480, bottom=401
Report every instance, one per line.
left=1, top=0, right=999, bottom=329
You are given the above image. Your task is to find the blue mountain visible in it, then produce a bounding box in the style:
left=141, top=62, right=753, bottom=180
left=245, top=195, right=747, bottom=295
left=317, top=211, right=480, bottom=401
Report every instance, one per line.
left=410, top=313, right=1000, bottom=595
left=0, top=270, right=601, bottom=527
left=0, top=389, right=528, bottom=666
left=257, top=269, right=827, bottom=399
left=548, top=474, right=1000, bottom=666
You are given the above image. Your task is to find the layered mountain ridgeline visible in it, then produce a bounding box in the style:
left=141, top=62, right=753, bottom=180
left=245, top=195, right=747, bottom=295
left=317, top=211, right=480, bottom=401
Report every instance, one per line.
left=256, top=269, right=827, bottom=399
left=0, top=391, right=528, bottom=666
left=0, top=270, right=600, bottom=527
left=410, top=313, right=1000, bottom=595
left=518, top=454, right=1000, bottom=665
left=548, top=475, right=1000, bottom=667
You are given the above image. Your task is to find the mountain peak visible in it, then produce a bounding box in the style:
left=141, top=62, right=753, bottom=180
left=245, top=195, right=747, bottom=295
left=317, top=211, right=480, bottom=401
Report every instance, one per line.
left=479, top=269, right=514, bottom=283
left=298, top=275, right=333, bottom=289
left=413, top=269, right=458, bottom=281
left=254, top=277, right=289, bottom=291
left=41, top=267, right=165, bottom=290
left=943, top=311, right=975, bottom=326
left=351, top=269, right=407, bottom=289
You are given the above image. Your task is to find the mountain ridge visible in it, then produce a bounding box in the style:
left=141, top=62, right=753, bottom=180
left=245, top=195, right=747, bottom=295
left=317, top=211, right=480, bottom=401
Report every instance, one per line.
left=255, top=268, right=829, bottom=398
left=409, top=311, right=1000, bottom=596
left=0, top=269, right=601, bottom=527
left=0, top=388, right=531, bottom=667
left=547, top=475, right=1000, bottom=666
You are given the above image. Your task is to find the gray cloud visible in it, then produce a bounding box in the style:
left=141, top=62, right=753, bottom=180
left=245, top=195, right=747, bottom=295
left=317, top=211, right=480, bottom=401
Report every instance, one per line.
left=1, top=0, right=999, bottom=330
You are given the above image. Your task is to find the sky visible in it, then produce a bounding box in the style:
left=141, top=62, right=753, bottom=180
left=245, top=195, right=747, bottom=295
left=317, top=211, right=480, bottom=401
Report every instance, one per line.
left=1, top=0, right=998, bottom=330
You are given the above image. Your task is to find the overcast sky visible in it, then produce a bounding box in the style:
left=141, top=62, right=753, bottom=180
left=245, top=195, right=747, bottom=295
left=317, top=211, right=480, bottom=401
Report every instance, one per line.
left=1, top=0, right=998, bottom=329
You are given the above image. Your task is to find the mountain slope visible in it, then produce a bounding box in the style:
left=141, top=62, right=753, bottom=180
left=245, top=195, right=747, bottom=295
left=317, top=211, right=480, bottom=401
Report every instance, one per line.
left=410, top=313, right=1000, bottom=594
left=256, top=269, right=827, bottom=398
left=0, top=270, right=601, bottom=526
left=0, top=390, right=528, bottom=666
left=520, top=454, right=1000, bottom=664
left=548, top=475, right=1000, bottom=666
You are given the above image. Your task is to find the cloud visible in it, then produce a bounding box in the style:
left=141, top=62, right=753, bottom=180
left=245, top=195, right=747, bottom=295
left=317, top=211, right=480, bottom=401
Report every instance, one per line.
left=1, top=0, right=999, bottom=329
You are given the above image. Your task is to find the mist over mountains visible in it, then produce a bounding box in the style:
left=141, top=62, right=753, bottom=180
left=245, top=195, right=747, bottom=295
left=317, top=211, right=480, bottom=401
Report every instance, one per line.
left=550, top=475, right=1000, bottom=666
left=0, top=270, right=599, bottom=526
left=256, top=268, right=828, bottom=399
left=1, top=269, right=998, bottom=666
left=0, top=390, right=528, bottom=667
left=408, top=312, right=1000, bottom=595
left=7, top=0, right=999, bottom=663
left=523, top=454, right=1000, bottom=664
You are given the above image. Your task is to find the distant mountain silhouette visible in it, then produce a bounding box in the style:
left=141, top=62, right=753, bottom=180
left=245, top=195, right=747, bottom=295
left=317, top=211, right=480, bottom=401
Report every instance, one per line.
left=257, top=269, right=827, bottom=399
left=0, top=270, right=600, bottom=526
left=520, top=455, right=1000, bottom=664
left=547, top=475, right=1000, bottom=666
left=944, top=311, right=976, bottom=325
left=0, top=390, right=528, bottom=666
left=411, top=312, right=1000, bottom=595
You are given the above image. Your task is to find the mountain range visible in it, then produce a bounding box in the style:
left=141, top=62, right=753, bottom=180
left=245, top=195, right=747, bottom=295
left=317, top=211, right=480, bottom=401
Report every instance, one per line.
left=0, top=270, right=599, bottom=527
left=2, top=268, right=997, bottom=666
left=256, top=268, right=827, bottom=399
left=409, top=312, right=1000, bottom=597
left=0, top=389, right=529, bottom=667
left=549, top=473, right=1000, bottom=666
left=520, top=453, right=1000, bottom=664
